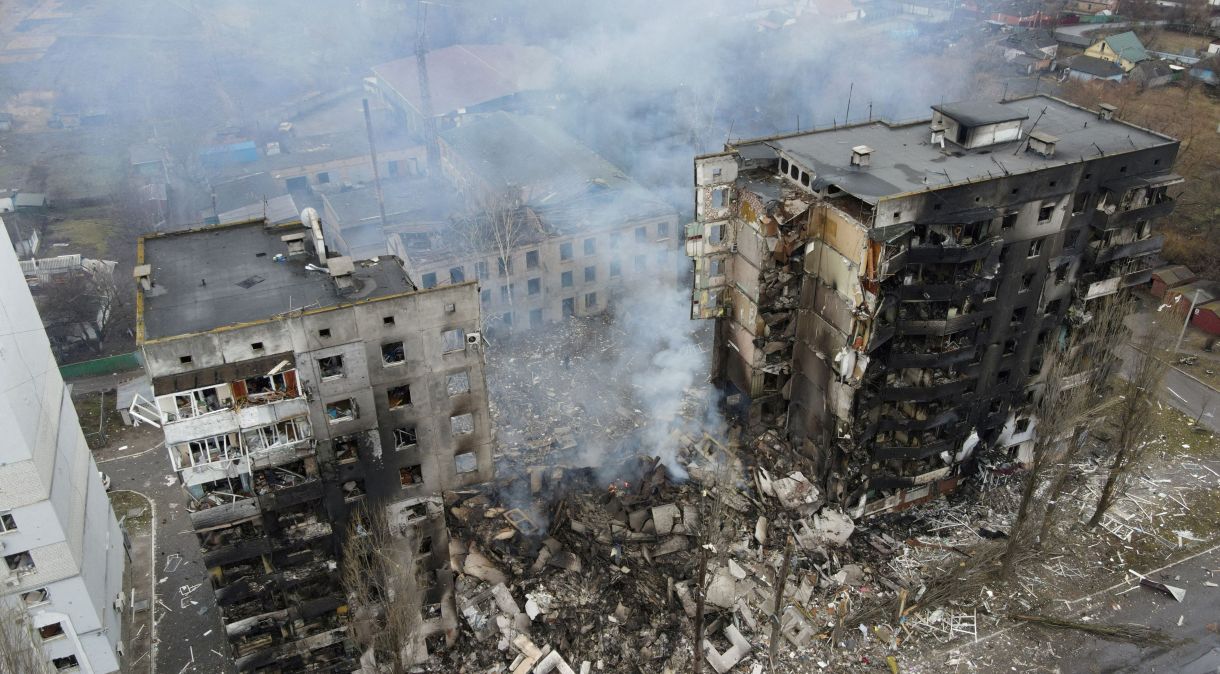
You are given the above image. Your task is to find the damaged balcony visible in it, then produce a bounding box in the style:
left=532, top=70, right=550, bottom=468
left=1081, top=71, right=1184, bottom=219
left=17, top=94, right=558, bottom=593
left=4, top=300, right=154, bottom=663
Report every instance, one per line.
left=1086, top=233, right=1163, bottom=265
left=1091, top=196, right=1174, bottom=231
left=904, top=236, right=1001, bottom=265
left=274, top=504, right=334, bottom=544
left=895, top=300, right=992, bottom=337
left=878, top=370, right=978, bottom=402
left=889, top=335, right=977, bottom=368
left=253, top=458, right=323, bottom=511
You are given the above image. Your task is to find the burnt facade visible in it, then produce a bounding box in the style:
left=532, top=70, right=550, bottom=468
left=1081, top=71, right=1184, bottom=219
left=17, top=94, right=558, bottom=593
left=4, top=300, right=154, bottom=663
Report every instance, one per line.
left=131, top=216, right=493, bottom=670
left=688, top=95, right=1180, bottom=515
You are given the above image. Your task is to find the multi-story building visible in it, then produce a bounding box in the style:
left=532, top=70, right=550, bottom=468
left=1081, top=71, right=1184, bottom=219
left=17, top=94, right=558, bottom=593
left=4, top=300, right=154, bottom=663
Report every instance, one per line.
left=0, top=223, right=126, bottom=673
left=129, top=213, right=493, bottom=670
left=687, top=95, right=1180, bottom=514
left=391, top=112, right=682, bottom=332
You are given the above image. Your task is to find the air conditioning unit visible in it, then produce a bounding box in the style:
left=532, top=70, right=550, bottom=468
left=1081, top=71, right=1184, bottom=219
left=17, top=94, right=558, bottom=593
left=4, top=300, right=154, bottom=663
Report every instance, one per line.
left=730, top=243, right=738, bottom=253
left=465, top=332, right=482, bottom=346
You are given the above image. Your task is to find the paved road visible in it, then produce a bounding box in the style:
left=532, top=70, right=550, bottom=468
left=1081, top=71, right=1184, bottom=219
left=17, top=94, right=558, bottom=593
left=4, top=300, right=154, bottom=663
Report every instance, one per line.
left=101, top=435, right=233, bottom=674
left=1057, top=545, right=1220, bottom=673
left=1117, top=343, right=1220, bottom=433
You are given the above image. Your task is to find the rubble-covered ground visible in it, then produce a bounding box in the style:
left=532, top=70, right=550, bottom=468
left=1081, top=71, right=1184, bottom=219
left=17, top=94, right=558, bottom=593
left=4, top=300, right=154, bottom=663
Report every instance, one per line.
left=444, top=319, right=1220, bottom=673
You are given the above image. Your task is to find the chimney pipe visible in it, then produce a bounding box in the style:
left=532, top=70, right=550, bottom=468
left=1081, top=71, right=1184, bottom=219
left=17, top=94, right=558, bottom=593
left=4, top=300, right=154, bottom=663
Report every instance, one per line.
left=301, top=207, right=326, bottom=264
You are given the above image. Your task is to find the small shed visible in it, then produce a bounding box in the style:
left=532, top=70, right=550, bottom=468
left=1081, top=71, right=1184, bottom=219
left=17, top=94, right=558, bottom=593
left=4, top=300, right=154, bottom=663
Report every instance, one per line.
left=1193, top=300, right=1220, bottom=336
left=1164, top=281, right=1220, bottom=317
left=14, top=192, right=47, bottom=209
left=1151, top=265, right=1197, bottom=298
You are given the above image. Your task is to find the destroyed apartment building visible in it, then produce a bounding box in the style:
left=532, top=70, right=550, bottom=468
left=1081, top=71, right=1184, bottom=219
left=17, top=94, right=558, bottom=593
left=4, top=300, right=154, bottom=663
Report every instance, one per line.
left=688, top=95, right=1181, bottom=515
left=128, top=211, right=494, bottom=671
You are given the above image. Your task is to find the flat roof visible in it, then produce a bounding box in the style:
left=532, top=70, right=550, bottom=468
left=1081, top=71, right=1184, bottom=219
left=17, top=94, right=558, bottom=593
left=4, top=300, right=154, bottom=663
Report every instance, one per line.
left=372, top=44, right=557, bottom=117
left=743, top=95, right=1176, bottom=205
left=139, top=220, right=414, bottom=341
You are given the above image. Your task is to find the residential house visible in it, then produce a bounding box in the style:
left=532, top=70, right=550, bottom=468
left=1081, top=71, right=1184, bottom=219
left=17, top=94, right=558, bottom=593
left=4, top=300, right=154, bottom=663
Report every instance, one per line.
left=3, top=212, right=41, bottom=258
left=1130, top=60, right=1178, bottom=88
left=1085, top=31, right=1151, bottom=72
left=1150, top=264, right=1196, bottom=298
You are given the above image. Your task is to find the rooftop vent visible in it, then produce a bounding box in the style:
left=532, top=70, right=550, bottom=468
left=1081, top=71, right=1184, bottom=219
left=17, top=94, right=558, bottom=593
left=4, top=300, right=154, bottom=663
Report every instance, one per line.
left=1098, top=103, right=1117, bottom=121
left=930, top=122, right=946, bottom=149
left=280, top=232, right=307, bottom=256
left=1026, top=130, right=1058, bottom=158
left=133, top=264, right=152, bottom=291
left=328, top=256, right=356, bottom=290
left=850, top=145, right=873, bottom=168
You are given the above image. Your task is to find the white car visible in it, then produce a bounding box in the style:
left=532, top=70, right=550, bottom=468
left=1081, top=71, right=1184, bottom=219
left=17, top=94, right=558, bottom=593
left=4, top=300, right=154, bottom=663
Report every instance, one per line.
left=99, top=471, right=112, bottom=491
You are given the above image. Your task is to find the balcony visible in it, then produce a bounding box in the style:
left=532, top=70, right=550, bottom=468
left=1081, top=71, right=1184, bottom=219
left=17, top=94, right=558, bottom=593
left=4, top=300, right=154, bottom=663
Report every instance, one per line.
left=236, top=397, right=310, bottom=429
left=872, top=437, right=954, bottom=461
left=190, top=497, right=260, bottom=531
left=894, top=278, right=990, bottom=303
left=876, top=408, right=962, bottom=433
left=896, top=309, right=991, bottom=337
left=905, top=238, right=1000, bottom=265
left=879, top=374, right=977, bottom=402
left=1088, top=235, right=1163, bottom=265
left=203, top=538, right=274, bottom=568
left=889, top=343, right=976, bottom=368
left=1090, top=197, right=1175, bottom=231
left=258, top=480, right=324, bottom=511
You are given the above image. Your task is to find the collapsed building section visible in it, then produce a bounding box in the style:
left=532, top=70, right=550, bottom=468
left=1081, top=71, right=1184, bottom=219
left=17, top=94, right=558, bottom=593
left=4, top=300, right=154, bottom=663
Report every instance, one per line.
left=688, top=95, right=1181, bottom=515
left=131, top=214, right=493, bottom=671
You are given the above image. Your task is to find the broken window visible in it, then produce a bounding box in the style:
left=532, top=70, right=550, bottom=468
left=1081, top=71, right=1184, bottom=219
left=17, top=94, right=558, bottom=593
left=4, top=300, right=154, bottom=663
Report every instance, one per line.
left=447, top=371, right=470, bottom=396
left=52, top=656, right=79, bottom=671
left=36, top=623, right=62, bottom=645
left=318, top=355, right=344, bottom=379
left=610, top=260, right=622, bottom=277
left=562, top=297, right=576, bottom=317
left=710, top=223, right=726, bottom=244
left=450, top=413, right=474, bottom=436
left=1001, top=212, right=1018, bottom=230
left=526, top=250, right=539, bottom=269
left=382, top=341, right=405, bottom=365
left=559, top=242, right=573, bottom=261
left=1015, top=417, right=1031, bottom=433
left=388, top=385, right=412, bottom=409
left=528, top=278, right=541, bottom=295
left=635, top=226, right=647, bottom=243
left=584, top=238, right=596, bottom=256
left=419, top=536, right=433, bottom=556
left=5, top=551, right=34, bottom=574
left=1021, top=272, right=1035, bottom=290
left=1038, top=203, right=1055, bottom=223
left=178, top=433, right=242, bottom=468
left=709, top=258, right=725, bottom=277
left=422, top=272, right=437, bottom=288
left=455, top=451, right=477, bottom=474
left=475, top=261, right=489, bottom=279
left=561, top=271, right=573, bottom=287
left=711, top=186, right=729, bottom=209
left=1011, top=307, right=1027, bottom=324
left=1045, top=299, right=1062, bottom=316
left=1028, top=357, right=1042, bottom=376
left=585, top=292, right=597, bottom=309
left=325, top=399, right=357, bottom=423
left=584, top=266, right=596, bottom=283
left=334, top=434, right=360, bottom=463
left=529, top=309, right=543, bottom=328
left=179, top=355, right=192, bottom=364
left=251, top=341, right=264, bottom=352
left=316, top=171, right=330, bottom=184
left=1028, top=238, right=1044, bottom=257
left=0, top=512, right=15, bottom=532
left=382, top=315, right=395, bottom=326
left=400, top=464, right=423, bottom=487
left=20, top=588, right=48, bottom=606
left=441, top=328, right=465, bottom=353
left=343, top=479, right=366, bottom=502
left=450, top=266, right=465, bottom=284
left=997, top=370, right=1011, bottom=385
left=318, top=328, right=331, bottom=338
left=394, top=427, right=417, bottom=451
left=497, top=258, right=511, bottom=276
left=1072, top=191, right=1090, bottom=214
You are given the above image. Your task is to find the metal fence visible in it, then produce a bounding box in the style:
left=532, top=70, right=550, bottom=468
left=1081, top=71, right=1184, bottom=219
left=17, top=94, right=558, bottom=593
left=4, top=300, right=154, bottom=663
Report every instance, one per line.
left=60, top=351, right=142, bottom=380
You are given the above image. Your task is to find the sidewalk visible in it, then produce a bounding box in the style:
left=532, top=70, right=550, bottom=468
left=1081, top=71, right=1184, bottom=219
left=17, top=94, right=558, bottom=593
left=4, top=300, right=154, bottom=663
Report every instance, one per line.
left=110, top=489, right=155, bottom=674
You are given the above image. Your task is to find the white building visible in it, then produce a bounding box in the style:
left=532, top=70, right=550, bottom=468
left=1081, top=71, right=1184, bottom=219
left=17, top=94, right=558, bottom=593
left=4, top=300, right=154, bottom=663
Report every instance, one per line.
left=0, top=226, right=126, bottom=673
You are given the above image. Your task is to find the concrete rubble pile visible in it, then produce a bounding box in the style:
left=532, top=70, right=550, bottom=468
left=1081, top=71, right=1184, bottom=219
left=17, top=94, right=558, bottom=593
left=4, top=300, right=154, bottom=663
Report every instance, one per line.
left=420, top=427, right=936, bottom=673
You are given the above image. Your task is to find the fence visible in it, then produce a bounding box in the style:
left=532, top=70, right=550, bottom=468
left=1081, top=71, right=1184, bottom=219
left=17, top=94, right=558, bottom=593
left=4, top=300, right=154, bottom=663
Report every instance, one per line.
left=60, top=351, right=143, bottom=379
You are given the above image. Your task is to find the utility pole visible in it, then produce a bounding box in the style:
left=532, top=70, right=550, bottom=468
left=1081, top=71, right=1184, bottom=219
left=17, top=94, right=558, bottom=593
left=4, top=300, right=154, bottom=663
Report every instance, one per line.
left=362, top=98, right=389, bottom=232
left=1174, top=287, right=1202, bottom=352
left=415, top=0, right=441, bottom=177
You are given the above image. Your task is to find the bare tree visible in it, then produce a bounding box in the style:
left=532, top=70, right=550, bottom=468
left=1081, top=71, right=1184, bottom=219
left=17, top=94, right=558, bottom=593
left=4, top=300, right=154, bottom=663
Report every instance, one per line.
left=451, top=188, right=543, bottom=311
left=999, top=338, right=1089, bottom=581
left=1038, top=296, right=1131, bottom=542
left=1087, top=313, right=1172, bottom=528
left=341, top=503, right=423, bottom=674
left=0, top=597, right=50, bottom=674
left=36, top=263, right=129, bottom=357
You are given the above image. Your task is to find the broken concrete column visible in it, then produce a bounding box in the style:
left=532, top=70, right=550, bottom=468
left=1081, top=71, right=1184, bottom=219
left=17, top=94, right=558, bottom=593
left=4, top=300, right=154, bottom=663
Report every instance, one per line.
left=813, top=509, right=855, bottom=546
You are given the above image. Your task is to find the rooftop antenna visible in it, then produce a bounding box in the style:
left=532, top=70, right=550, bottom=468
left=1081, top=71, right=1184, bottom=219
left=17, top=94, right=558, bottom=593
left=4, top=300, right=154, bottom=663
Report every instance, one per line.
left=868, top=101, right=873, bottom=122
left=1001, top=81, right=1009, bottom=102
left=796, top=114, right=800, bottom=133
left=415, top=0, right=441, bottom=176
left=725, top=119, right=735, bottom=146
left=1092, top=142, right=1105, bottom=156
left=845, top=82, right=854, bottom=124
left=363, top=98, right=390, bottom=232
left=991, top=156, right=1011, bottom=176
left=1013, top=106, right=1047, bottom=156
